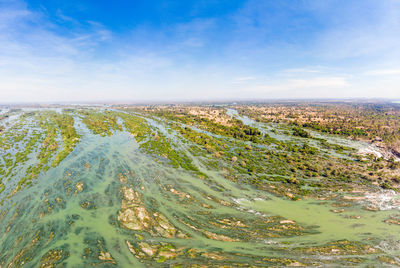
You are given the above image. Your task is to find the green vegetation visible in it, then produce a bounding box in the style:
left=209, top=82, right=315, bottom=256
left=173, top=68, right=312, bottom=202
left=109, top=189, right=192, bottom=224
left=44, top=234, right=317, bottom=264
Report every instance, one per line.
left=117, top=112, right=202, bottom=175
left=143, top=107, right=271, bottom=144
left=80, top=110, right=122, bottom=136
left=117, top=112, right=150, bottom=142
left=51, top=113, right=80, bottom=167
left=121, top=105, right=400, bottom=199
left=1, top=105, right=399, bottom=198
left=0, top=111, right=80, bottom=194
left=1, top=104, right=399, bottom=267
left=237, top=102, right=400, bottom=154
left=292, top=126, right=310, bottom=138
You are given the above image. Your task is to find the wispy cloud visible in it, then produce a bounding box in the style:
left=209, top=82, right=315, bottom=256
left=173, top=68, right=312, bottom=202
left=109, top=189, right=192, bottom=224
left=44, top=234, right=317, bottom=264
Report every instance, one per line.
left=364, top=69, right=400, bottom=76
left=282, top=68, right=322, bottom=74
left=249, top=76, right=349, bottom=93
left=0, top=0, right=399, bottom=102
left=233, top=76, right=256, bottom=82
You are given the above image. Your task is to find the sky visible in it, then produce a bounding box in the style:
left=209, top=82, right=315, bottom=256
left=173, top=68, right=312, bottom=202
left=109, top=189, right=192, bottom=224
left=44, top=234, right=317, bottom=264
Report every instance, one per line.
left=0, top=0, right=399, bottom=103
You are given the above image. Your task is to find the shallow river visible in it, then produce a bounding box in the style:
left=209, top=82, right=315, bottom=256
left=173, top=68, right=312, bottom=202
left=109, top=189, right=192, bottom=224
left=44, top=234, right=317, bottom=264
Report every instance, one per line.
left=1, top=111, right=400, bottom=266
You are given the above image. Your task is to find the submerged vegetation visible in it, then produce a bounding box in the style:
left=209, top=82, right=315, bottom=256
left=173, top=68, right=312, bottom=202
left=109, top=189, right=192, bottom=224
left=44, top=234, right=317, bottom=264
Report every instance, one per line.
left=1, top=102, right=400, bottom=266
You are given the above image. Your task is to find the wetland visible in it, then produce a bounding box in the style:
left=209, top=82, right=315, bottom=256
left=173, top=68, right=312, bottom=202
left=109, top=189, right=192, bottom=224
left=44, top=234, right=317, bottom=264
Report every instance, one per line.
left=1, top=103, right=400, bottom=267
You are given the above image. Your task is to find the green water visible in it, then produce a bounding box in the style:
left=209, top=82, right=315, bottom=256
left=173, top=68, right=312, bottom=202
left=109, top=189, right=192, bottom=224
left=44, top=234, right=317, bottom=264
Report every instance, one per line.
left=1, top=111, right=400, bottom=267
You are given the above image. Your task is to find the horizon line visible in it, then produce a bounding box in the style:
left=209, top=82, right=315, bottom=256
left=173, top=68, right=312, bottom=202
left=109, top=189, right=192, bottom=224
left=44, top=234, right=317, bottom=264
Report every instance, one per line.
left=0, top=98, right=399, bottom=106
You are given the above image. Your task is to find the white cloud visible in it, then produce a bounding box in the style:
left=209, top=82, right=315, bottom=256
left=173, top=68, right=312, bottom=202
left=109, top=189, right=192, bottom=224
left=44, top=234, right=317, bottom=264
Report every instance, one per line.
left=0, top=0, right=399, bottom=102
left=364, top=69, right=400, bottom=76
left=249, top=76, right=349, bottom=94
left=233, top=76, right=256, bottom=82
left=289, top=77, right=349, bottom=88
left=282, top=68, right=322, bottom=74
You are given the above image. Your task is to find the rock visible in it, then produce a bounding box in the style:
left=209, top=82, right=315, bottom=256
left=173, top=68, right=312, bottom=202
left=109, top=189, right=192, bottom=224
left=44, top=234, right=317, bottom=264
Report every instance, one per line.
left=118, top=207, right=150, bottom=230
left=342, top=195, right=365, bottom=201
left=75, top=182, right=84, bottom=193
left=122, top=187, right=137, bottom=201
left=201, top=252, right=226, bottom=260
left=138, top=242, right=157, bottom=256
left=118, top=173, right=127, bottom=184
left=331, top=209, right=345, bottom=213
left=280, top=220, right=296, bottom=224
left=98, top=251, right=116, bottom=263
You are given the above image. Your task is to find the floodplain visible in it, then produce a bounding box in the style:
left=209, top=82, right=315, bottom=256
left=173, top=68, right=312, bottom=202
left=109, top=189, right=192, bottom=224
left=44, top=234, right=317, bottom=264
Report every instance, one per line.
left=1, top=102, right=400, bottom=267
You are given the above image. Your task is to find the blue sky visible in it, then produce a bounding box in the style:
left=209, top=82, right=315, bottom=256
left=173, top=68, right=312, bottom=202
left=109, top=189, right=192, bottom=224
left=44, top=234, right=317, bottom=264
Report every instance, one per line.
left=0, top=0, right=399, bottom=102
